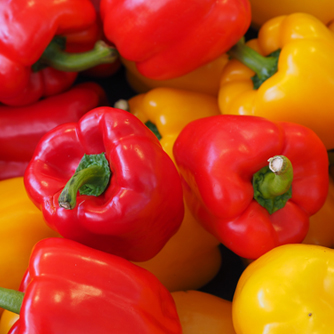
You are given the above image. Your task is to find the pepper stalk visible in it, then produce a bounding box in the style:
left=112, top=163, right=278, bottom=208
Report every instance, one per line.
left=58, top=153, right=111, bottom=210
left=32, top=36, right=118, bottom=72
left=253, top=155, right=293, bottom=214
left=0, top=287, right=24, bottom=314
left=227, top=38, right=280, bottom=89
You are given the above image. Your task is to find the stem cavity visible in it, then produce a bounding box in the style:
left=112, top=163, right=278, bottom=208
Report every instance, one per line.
left=253, top=155, right=293, bottom=214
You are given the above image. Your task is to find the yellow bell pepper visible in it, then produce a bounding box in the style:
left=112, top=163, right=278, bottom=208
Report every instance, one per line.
left=0, top=177, right=60, bottom=316
left=121, top=54, right=229, bottom=96
left=218, top=13, right=334, bottom=150
left=233, top=243, right=334, bottom=333
left=0, top=177, right=59, bottom=290
left=249, top=0, right=334, bottom=29
left=171, top=290, right=236, bottom=334
left=0, top=311, right=18, bottom=334
left=125, top=87, right=223, bottom=292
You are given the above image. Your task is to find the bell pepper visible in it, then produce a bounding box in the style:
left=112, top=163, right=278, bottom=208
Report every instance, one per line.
left=0, top=311, right=18, bottom=334
left=100, top=0, right=251, bottom=80
left=121, top=54, right=229, bottom=96
left=0, top=82, right=108, bottom=181
left=173, top=114, right=329, bottom=259
left=232, top=243, right=334, bottom=333
left=218, top=13, right=334, bottom=150
left=0, top=237, right=182, bottom=334
left=122, top=87, right=222, bottom=291
left=248, top=0, right=334, bottom=29
left=172, top=290, right=236, bottom=334
left=0, top=0, right=118, bottom=106
left=302, top=175, right=334, bottom=248
left=0, top=177, right=59, bottom=297
left=24, top=106, right=184, bottom=262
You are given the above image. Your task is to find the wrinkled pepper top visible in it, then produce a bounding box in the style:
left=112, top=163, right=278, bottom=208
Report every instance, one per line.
left=24, top=106, right=184, bottom=262
left=173, top=114, right=329, bottom=259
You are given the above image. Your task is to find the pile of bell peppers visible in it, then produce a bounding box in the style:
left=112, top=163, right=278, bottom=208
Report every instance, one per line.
left=1, top=1, right=334, bottom=333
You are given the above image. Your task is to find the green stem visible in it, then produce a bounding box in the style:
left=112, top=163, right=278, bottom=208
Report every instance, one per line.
left=227, top=38, right=280, bottom=89
left=253, top=155, right=293, bottom=214
left=0, top=287, right=24, bottom=314
left=33, top=36, right=118, bottom=72
left=58, top=153, right=111, bottom=210
left=259, top=156, right=293, bottom=198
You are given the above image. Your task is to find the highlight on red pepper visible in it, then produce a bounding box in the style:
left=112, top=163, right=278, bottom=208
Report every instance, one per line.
left=100, top=0, right=251, bottom=80
left=24, top=106, right=184, bottom=262
left=0, top=82, right=108, bottom=181
left=173, top=114, right=329, bottom=259
left=0, top=0, right=118, bottom=107
left=0, top=238, right=182, bottom=334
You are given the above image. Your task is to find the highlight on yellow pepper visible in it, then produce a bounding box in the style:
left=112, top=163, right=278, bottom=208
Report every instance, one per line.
left=120, top=87, right=223, bottom=292
left=121, top=54, right=229, bottom=96
left=218, top=13, right=334, bottom=150
left=0, top=310, right=18, bottom=334
left=171, top=290, right=236, bottom=334
left=249, top=0, right=334, bottom=29
left=232, top=243, right=334, bottom=333
left=0, top=177, right=59, bottom=291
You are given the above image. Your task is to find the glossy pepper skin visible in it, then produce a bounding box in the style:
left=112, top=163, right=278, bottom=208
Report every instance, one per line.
left=0, top=0, right=114, bottom=106
left=232, top=244, right=334, bottom=334
left=24, top=106, right=184, bottom=262
left=5, top=238, right=182, bottom=334
left=173, top=114, right=329, bottom=259
left=218, top=13, right=334, bottom=150
left=126, top=88, right=222, bottom=291
left=100, top=0, right=251, bottom=80
left=249, top=0, right=334, bottom=29
left=0, top=82, right=108, bottom=181
left=172, top=291, right=236, bottom=334
left=0, top=311, right=17, bottom=334
left=0, top=178, right=59, bottom=298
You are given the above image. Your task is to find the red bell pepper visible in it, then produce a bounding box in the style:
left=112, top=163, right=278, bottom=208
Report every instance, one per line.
left=24, top=106, right=184, bottom=262
left=0, top=238, right=182, bottom=334
left=0, top=0, right=118, bottom=106
left=173, top=115, right=329, bottom=259
left=100, top=0, right=251, bottom=80
left=0, top=82, right=108, bottom=181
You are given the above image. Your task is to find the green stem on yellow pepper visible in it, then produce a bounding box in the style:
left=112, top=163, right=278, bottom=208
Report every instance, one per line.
left=227, top=38, right=280, bottom=89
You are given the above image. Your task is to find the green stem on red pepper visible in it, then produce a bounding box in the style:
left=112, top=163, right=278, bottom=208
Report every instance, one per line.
left=58, top=153, right=111, bottom=210
left=227, top=38, right=280, bottom=89
left=32, top=36, right=118, bottom=73
left=253, top=155, right=293, bottom=214
left=0, top=287, right=24, bottom=314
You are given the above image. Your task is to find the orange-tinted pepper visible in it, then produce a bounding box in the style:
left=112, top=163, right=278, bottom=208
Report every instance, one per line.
left=303, top=175, right=334, bottom=248
left=121, top=54, right=229, bottom=96
left=171, top=290, right=236, bottom=334
left=248, top=0, right=334, bottom=29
